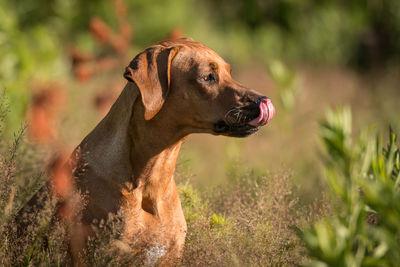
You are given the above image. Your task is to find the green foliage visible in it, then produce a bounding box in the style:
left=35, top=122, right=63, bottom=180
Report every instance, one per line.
left=178, top=183, right=208, bottom=224
left=0, top=91, right=9, bottom=136
left=210, top=213, right=227, bottom=228
left=0, top=0, right=68, bottom=135
left=269, top=60, right=298, bottom=113
left=206, top=0, right=400, bottom=66
left=302, top=107, right=400, bottom=266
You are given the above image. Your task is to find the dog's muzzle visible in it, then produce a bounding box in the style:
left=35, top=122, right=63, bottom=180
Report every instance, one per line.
left=214, top=97, right=275, bottom=137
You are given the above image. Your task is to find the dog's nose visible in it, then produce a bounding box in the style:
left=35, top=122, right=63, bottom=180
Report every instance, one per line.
left=248, top=97, right=275, bottom=126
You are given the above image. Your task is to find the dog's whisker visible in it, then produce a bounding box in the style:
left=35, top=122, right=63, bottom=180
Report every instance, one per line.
left=224, top=108, right=237, bottom=119
left=225, top=107, right=248, bottom=125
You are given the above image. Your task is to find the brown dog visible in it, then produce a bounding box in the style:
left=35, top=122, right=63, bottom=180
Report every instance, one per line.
left=58, top=38, right=275, bottom=265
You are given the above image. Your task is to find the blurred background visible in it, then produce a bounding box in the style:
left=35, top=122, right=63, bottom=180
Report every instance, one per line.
left=1, top=0, right=400, bottom=265
left=1, top=0, right=400, bottom=199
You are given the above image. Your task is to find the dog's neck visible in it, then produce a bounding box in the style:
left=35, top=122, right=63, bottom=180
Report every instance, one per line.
left=79, top=82, right=185, bottom=216
left=128, top=94, right=186, bottom=214
left=129, top=96, right=184, bottom=180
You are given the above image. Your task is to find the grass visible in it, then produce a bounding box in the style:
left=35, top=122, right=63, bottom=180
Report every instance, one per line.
left=179, top=169, right=328, bottom=266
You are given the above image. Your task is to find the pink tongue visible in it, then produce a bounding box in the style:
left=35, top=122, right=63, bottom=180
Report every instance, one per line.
left=248, top=99, right=275, bottom=127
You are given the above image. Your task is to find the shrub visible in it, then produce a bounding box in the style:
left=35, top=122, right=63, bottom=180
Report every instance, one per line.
left=301, top=107, right=400, bottom=266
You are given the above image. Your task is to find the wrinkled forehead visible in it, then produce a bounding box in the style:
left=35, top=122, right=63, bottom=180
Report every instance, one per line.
left=172, top=42, right=231, bottom=72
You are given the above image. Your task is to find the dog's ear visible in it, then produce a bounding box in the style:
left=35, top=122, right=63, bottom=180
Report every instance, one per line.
left=124, top=46, right=179, bottom=120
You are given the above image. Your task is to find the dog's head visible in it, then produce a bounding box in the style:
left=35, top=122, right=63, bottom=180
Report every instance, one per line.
left=124, top=38, right=274, bottom=137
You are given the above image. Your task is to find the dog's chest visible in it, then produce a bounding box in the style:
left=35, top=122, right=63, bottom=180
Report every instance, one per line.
left=120, top=189, right=187, bottom=250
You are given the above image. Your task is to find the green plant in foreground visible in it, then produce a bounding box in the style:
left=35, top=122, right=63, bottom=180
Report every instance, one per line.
left=302, top=107, right=400, bottom=267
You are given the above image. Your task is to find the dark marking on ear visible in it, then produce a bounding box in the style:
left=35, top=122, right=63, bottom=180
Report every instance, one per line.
left=122, top=45, right=180, bottom=120
left=123, top=55, right=140, bottom=82
left=146, top=49, right=155, bottom=73
left=130, top=58, right=139, bottom=70
left=156, top=49, right=171, bottom=98
left=123, top=67, right=133, bottom=82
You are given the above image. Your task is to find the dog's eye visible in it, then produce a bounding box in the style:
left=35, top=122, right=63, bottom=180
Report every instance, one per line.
left=202, top=73, right=217, bottom=83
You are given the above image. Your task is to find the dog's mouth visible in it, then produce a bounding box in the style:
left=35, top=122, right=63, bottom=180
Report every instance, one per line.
left=247, top=98, right=275, bottom=126
left=213, top=98, right=275, bottom=137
